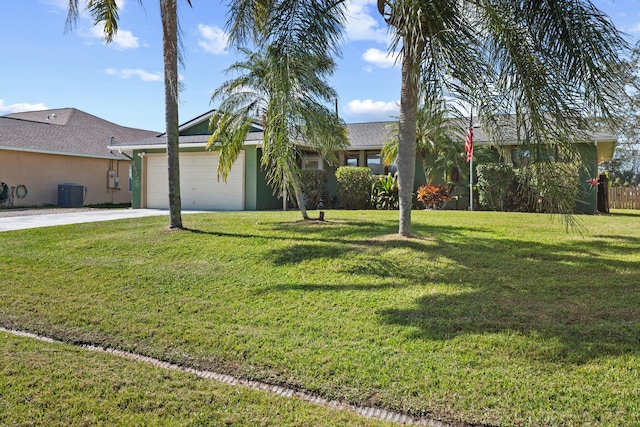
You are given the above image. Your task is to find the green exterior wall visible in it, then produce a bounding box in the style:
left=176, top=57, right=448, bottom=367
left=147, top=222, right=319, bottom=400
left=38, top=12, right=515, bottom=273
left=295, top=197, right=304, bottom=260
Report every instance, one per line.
left=131, top=148, right=167, bottom=209
left=413, top=157, right=427, bottom=191
left=255, top=149, right=283, bottom=210
left=325, top=163, right=338, bottom=204
left=576, top=143, right=597, bottom=214
left=243, top=146, right=282, bottom=210
left=131, top=151, right=142, bottom=209
left=244, top=146, right=258, bottom=210
left=180, top=121, right=211, bottom=136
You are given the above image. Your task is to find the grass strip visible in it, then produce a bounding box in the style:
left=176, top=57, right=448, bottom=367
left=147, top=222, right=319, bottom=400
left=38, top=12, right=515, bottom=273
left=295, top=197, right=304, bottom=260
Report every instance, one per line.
left=0, top=331, right=395, bottom=426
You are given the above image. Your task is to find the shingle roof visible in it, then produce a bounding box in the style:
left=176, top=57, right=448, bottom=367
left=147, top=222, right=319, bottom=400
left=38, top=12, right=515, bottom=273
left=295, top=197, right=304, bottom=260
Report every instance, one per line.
left=115, top=122, right=394, bottom=150
left=106, top=115, right=617, bottom=152
left=1, top=108, right=159, bottom=159
left=344, top=121, right=493, bottom=149
left=345, top=122, right=394, bottom=149
left=344, top=118, right=616, bottom=149
left=109, top=129, right=265, bottom=149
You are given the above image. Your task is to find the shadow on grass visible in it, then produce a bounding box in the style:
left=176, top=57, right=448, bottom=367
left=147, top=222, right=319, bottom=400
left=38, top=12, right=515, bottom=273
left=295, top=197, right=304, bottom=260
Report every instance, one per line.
left=255, top=221, right=640, bottom=364
left=380, top=282, right=640, bottom=364
left=608, top=210, right=640, bottom=218
left=591, top=234, right=640, bottom=256
left=185, top=221, right=481, bottom=247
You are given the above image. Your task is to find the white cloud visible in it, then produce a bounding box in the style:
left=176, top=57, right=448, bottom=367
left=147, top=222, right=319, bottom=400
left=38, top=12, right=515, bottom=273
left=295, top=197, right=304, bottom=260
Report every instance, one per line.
left=345, top=99, right=399, bottom=120
left=362, top=48, right=400, bottom=69
left=105, top=68, right=162, bottom=82
left=630, top=23, right=640, bottom=34
left=0, top=100, right=48, bottom=114
left=197, top=24, right=229, bottom=55
left=87, top=26, right=140, bottom=49
left=110, top=29, right=140, bottom=49
left=344, top=0, right=390, bottom=44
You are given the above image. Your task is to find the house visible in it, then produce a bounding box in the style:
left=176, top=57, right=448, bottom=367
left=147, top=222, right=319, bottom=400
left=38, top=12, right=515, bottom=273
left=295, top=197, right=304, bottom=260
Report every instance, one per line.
left=110, top=110, right=616, bottom=213
left=0, top=108, right=158, bottom=207
left=109, top=111, right=400, bottom=211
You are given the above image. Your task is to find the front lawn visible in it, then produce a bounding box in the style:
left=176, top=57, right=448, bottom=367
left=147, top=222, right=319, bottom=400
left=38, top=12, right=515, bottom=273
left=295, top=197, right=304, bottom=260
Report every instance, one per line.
left=1, top=210, right=639, bottom=426
left=0, top=333, right=393, bottom=426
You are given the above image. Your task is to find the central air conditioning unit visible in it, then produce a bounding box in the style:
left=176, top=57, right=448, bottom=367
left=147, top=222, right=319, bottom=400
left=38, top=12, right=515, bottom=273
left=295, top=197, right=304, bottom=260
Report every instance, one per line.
left=58, top=184, right=84, bottom=208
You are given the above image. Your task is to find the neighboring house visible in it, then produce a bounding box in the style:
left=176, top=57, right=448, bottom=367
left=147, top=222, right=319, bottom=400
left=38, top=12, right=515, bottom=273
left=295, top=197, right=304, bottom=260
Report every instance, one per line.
left=0, top=108, right=158, bottom=207
left=111, top=110, right=616, bottom=213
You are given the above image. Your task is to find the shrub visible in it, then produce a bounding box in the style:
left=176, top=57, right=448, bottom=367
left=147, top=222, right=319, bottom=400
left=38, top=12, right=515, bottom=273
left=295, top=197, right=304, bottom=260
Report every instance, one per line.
left=417, top=184, right=450, bottom=209
left=476, top=163, right=516, bottom=211
left=371, top=174, right=399, bottom=210
left=477, top=162, right=581, bottom=213
left=518, top=162, right=581, bottom=214
left=335, top=167, right=374, bottom=209
left=300, top=169, right=327, bottom=209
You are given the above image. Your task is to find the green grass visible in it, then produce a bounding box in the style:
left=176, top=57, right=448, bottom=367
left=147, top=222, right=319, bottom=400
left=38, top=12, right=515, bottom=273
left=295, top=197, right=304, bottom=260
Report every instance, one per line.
left=0, top=333, right=393, bottom=426
left=1, top=210, right=639, bottom=426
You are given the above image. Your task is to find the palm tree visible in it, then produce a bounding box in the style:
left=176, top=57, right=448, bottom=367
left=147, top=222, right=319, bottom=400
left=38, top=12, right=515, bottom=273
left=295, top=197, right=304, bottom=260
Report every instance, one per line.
left=66, top=0, right=188, bottom=229
left=376, top=0, right=628, bottom=235
left=209, top=45, right=348, bottom=219
left=227, top=1, right=626, bottom=235
left=381, top=96, right=466, bottom=189
left=212, top=0, right=348, bottom=219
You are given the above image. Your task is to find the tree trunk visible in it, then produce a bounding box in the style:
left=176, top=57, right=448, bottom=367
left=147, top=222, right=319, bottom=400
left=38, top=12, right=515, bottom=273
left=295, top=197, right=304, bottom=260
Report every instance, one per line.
left=291, top=177, right=309, bottom=220
left=421, top=155, right=429, bottom=184
left=161, top=0, right=183, bottom=229
left=397, top=42, right=419, bottom=236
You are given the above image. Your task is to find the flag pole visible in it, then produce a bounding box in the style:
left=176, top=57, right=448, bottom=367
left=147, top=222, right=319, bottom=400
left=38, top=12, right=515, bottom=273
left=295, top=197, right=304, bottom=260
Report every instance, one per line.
left=469, top=155, right=473, bottom=211
left=466, top=111, right=474, bottom=211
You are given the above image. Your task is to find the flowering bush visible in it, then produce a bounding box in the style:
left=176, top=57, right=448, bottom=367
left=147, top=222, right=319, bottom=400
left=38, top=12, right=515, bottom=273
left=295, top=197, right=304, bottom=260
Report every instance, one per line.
left=417, top=184, right=450, bottom=209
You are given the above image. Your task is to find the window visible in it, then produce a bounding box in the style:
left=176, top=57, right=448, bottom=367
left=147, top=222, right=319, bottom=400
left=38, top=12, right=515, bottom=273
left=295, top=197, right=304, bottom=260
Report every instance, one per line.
left=303, top=155, right=324, bottom=170
left=511, top=148, right=531, bottom=167
left=366, top=152, right=382, bottom=175
left=511, top=147, right=557, bottom=167
left=345, top=153, right=359, bottom=167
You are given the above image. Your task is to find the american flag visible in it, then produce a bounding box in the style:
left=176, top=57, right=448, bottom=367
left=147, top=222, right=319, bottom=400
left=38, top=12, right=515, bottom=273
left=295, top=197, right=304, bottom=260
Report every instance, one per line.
left=465, top=125, right=473, bottom=163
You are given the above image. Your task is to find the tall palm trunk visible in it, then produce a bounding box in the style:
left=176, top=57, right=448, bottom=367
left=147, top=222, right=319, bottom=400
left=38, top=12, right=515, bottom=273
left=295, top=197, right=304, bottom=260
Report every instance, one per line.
left=160, top=0, right=183, bottom=229
left=397, top=39, right=420, bottom=236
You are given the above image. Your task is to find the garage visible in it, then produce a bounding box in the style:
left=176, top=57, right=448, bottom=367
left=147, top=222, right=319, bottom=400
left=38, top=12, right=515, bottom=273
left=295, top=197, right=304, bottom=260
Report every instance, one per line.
left=144, top=151, right=245, bottom=210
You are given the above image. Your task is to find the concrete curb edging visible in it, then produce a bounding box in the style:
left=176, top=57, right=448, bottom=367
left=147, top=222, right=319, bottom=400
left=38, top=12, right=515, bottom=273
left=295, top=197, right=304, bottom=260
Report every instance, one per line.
left=1, top=327, right=453, bottom=426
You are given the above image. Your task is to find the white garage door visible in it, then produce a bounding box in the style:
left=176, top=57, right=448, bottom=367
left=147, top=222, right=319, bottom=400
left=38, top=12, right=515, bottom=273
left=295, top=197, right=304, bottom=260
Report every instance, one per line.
left=145, top=151, right=245, bottom=210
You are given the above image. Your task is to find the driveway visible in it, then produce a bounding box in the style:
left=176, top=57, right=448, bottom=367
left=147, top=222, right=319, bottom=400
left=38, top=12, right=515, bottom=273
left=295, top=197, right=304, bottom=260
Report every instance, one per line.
left=0, top=208, right=206, bottom=232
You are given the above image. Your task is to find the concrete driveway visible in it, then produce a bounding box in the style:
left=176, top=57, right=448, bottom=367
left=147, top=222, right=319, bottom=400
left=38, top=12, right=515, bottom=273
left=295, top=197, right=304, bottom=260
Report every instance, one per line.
left=0, top=208, right=207, bottom=232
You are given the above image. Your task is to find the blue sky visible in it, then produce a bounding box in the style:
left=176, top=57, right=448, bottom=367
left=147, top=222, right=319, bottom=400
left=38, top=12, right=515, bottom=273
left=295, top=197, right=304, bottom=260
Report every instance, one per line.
left=1, top=0, right=639, bottom=132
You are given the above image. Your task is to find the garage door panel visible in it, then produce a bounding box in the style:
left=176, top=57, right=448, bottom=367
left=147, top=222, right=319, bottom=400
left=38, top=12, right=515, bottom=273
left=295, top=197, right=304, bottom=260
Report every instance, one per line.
left=145, top=152, right=244, bottom=210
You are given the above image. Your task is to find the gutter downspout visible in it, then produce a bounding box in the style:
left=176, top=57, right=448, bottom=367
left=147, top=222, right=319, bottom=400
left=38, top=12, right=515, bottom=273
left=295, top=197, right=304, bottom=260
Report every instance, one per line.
left=118, top=149, right=138, bottom=208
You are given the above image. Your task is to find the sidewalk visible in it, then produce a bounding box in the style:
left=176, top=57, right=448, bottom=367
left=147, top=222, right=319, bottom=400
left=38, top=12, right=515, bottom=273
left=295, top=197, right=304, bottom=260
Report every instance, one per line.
left=0, top=209, right=205, bottom=232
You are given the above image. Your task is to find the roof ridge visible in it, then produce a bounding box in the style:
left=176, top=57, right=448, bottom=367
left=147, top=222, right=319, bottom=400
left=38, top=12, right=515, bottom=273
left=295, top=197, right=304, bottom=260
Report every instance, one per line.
left=0, top=116, right=53, bottom=126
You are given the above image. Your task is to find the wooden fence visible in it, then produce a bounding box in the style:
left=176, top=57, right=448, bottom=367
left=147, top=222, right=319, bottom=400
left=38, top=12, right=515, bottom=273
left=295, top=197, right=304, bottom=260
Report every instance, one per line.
left=608, top=186, right=640, bottom=210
